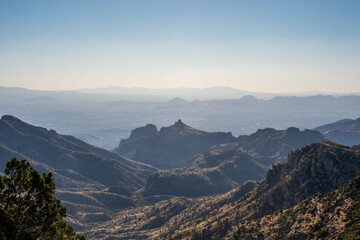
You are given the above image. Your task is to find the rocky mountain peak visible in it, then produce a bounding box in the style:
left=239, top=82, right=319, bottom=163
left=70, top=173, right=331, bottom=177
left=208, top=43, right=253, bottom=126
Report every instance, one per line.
left=129, top=124, right=158, bottom=139
left=171, top=119, right=188, bottom=130
left=175, top=119, right=184, bottom=126
left=115, top=121, right=236, bottom=169
left=285, top=127, right=300, bottom=133
left=1, top=114, right=19, bottom=121
left=159, top=120, right=201, bottom=136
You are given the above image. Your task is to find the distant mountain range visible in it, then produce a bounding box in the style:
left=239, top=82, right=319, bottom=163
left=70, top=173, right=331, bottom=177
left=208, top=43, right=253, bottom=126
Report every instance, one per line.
left=77, top=86, right=360, bottom=101
left=1, top=86, right=360, bottom=149
left=315, top=117, right=360, bottom=146
left=78, top=86, right=278, bottom=100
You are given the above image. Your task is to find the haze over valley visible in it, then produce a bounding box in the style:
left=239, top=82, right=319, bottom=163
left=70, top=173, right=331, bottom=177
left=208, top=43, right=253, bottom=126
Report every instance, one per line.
left=1, top=86, right=359, bottom=150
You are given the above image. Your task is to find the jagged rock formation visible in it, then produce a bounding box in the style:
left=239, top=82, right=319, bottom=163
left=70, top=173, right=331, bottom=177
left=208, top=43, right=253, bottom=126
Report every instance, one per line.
left=250, top=142, right=360, bottom=218
left=114, top=120, right=236, bottom=169
left=232, top=174, right=360, bottom=240
left=315, top=117, right=360, bottom=146
left=0, top=115, right=158, bottom=229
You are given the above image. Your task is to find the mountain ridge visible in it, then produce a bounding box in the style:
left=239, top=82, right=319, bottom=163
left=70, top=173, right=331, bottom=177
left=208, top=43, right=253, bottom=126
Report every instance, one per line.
left=315, top=117, right=360, bottom=146
left=0, top=115, right=158, bottom=229
left=114, top=120, right=236, bottom=169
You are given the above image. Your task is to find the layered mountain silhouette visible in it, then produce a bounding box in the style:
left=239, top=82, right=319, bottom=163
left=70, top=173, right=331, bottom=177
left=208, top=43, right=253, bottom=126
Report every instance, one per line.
left=0, top=115, right=158, bottom=229
left=115, top=121, right=325, bottom=170
left=114, top=119, right=236, bottom=169
left=140, top=126, right=325, bottom=197
left=3, top=115, right=358, bottom=239
left=315, top=117, right=360, bottom=146
left=142, top=149, right=266, bottom=197
left=86, top=142, right=360, bottom=239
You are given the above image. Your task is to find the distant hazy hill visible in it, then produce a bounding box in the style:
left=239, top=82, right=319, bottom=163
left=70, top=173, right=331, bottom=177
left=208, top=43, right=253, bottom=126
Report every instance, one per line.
left=237, top=127, right=326, bottom=165
left=315, top=117, right=360, bottom=146
left=77, top=86, right=277, bottom=100
left=87, top=142, right=360, bottom=239
left=0, top=115, right=157, bottom=229
left=114, top=120, right=236, bottom=169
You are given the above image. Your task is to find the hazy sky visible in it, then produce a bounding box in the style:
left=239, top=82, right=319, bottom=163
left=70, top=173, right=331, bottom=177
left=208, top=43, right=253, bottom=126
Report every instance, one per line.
left=1, top=0, right=360, bottom=93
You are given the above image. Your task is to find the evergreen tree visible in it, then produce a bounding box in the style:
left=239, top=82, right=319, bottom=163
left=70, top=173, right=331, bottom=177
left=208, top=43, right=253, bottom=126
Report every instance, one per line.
left=0, top=158, right=85, bottom=240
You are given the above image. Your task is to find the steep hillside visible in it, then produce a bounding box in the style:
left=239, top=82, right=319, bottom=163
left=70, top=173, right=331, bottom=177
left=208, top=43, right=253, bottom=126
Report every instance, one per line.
left=315, top=117, right=360, bottom=146
left=232, top=174, right=360, bottom=240
left=0, top=115, right=157, bottom=229
left=114, top=120, right=236, bottom=169
left=86, top=180, right=259, bottom=239
left=86, top=142, right=360, bottom=239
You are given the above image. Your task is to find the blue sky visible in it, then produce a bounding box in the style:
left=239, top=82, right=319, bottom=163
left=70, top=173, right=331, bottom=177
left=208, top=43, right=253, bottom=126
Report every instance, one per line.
left=0, top=0, right=359, bottom=92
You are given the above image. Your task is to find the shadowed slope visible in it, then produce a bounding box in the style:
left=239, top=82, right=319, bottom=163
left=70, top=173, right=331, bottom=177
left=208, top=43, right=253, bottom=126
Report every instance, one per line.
left=0, top=115, right=158, bottom=229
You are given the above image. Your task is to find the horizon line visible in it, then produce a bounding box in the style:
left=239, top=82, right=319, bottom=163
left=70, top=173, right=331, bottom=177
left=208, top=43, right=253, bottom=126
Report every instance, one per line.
left=1, top=85, right=360, bottom=96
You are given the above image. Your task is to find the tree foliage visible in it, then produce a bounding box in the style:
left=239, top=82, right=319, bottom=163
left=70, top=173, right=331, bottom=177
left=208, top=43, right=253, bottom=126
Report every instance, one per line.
left=0, top=158, right=85, bottom=240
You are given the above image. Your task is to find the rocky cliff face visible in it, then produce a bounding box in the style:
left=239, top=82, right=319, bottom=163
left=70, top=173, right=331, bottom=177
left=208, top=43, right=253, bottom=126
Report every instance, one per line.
left=232, top=174, right=360, bottom=240
left=252, top=142, right=360, bottom=218
left=114, top=120, right=236, bottom=169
